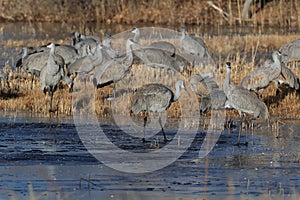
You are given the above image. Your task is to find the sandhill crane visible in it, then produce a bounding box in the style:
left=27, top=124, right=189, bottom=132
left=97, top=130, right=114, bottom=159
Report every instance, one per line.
left=241, top=51, right=282, bottom=95
left=20, top=46, right=64, bottom=89
left=224, top=62, right=269, bottom=145
left=37, top=43, right=80, bottom=67
left=279, top=38, right=300, bottom=64
left=131, top=80, right=184, bottom=142
left=66, top=43, right=113, bottom=91
left=74, top=34, right=100, bottom=57
left=102, top=34, right=120, bottom=59
left=189, top=72, right=219, bottom=97
left=131, top=27, right=176, bottom=57
left=40, top=43, right=65, bottom=112
left=93, top=38, right=134, bottom=89
left=180, top=28, right=207, bottom=58
left=273, top=64, right=300, bottom=93
left=69, top=31, right=81, bottom=46
left=67, top=43, right=104, bottom=77
left=200, top=89, right=227, bottom=114
left=130, top=39, right=183, bottom=72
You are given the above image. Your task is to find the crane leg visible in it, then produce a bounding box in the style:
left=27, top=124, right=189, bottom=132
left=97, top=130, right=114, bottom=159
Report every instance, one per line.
left=237, top=118, right=242, bottom=146
left=31, top=75, right=34, bottom=90
left=142, top=115, right=147, bottom=143
left=49, top=90, right=54, bottom=113
left=236, top=114, right=248, bottom=146
left=159, top=113, right=170, bottom=142
left=245, top=118, right=249, bottom=146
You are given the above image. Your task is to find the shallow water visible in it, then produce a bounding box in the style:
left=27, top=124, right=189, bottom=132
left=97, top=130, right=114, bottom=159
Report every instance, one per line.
left=0, top=111, right=299, bottom=199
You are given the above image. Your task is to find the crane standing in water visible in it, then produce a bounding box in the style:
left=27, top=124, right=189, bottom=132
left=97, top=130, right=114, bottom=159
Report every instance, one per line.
left=224, top=62, right=269, bottom=145
left=40, top=43, right=65, bottom=112
left=131, top=80, right=185, bottom=142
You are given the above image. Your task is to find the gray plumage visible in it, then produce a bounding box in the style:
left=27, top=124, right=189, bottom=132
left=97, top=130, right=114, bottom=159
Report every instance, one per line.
left=241, top=51, right=282, bottom=92
left=189, top=72, right=218, bottom=97
left=31, top=43, right=79, bottom=67
left=131, top=27, right=176, bottom=57
left=200, top=89, right=227, bottom=113
left=21, top=46, right=65, bottom=90
left=102, top=34, right=120, bottom=58
left=40, top=43, right=65, bottom=112
left=69, top=31, right=81, bottom=46
left=224, top=62, right=269, bottom=145
left=74, top=35, right=99, bottom=57
left=279, top=38, right=300, bottom=64
left=130, top=39, right=183, bottom=72
left=180, top=28, right=207, bottom=57
left=67, top=43, right=103, bottom=76
left=131, top=80, right=184, bottom=142
left=273, top=64, right=300, bottom=91
left=67, top=40, right=116, bottom=80
left=93, top=38, right=134, bottom=88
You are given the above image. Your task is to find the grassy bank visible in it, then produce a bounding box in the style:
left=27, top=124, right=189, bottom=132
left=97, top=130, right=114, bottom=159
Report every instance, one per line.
left=0, top=32, right=300, bottom=119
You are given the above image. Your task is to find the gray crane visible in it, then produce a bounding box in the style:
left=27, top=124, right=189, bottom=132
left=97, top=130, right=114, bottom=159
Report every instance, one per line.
left=69, top=31, right=81, bottom=46
left=20, top=46, right=64, bottom=89
left=74, top=34, right=100, bottom=57
left=131, top=80, right=184, bottom=142
left=130, top=39, right=183, bottom=72
left=273, top=64, right=300, bottom=93
left=131, top=27, right=176, bottom=57
left=279, top=38, right=300, bottom=64
left=241, top=51, right=282, bottom=95
left=93, top=38, right=134, bottom=89
left=200, top=89, right=227, bottom=114
left=102, top=34, right=120, bottom=59
left=180, top=28, right=207, bottom=58
left=40, top=43, right=65, bottom=112
left=189, top=72, right=219, bottom=97
left=37, top=43, right=80, bottom=67
left=224, top=62, right=269, bottom=145
left=67, top=43, right=105, bottom=77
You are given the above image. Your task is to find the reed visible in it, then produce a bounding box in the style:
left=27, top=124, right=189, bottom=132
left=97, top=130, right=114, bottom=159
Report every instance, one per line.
left=1, top=33, right=300, bottom=119
left=0, top=0, right=299, bottom=27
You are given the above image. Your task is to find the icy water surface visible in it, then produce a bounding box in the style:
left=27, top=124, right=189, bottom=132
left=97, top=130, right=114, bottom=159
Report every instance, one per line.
left=0, top=111, right=299, bottom=199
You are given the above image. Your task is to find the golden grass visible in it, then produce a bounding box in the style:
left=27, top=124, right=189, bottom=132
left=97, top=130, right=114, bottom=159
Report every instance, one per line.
left=1, top=0, right=300, bottom=27
left=1, top=33, right=300, bottom=119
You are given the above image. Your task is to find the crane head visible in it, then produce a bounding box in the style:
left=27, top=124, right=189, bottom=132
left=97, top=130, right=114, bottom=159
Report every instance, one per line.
left=225, top=62, right=231, bottom=68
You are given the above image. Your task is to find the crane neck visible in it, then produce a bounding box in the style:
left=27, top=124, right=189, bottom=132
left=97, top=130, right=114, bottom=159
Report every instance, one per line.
left=173, top=81, right=182, bottom=101
left=271, top=51, right=281, bottom=69
left=133, top=29, right=140, bottom=43
left=49, top=44, right=55, bottom=55
left=122, top=39, right=133, bottom=68
left=22, top=47, right=28, bottom=60
left=223, top=65, right=231, bottom=93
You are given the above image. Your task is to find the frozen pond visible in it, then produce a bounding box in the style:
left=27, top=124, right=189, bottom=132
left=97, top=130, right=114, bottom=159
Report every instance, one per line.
left=0, top=111, right=299, bottom=199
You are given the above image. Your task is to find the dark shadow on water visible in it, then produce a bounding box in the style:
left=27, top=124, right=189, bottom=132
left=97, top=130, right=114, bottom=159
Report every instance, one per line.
left=99, top=117, right=181, bottom=153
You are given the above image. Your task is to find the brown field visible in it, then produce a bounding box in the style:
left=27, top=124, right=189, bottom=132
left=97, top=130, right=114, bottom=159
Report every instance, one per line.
left=0, top=0, right=299, bottom=28
left=1, top=32, right=300, bottom=119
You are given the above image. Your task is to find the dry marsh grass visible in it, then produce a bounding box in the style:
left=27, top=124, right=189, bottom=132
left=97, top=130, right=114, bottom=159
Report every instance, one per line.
left=1, top=0, right=300, bottom=28
left=1, top=33, right=300, bottom=119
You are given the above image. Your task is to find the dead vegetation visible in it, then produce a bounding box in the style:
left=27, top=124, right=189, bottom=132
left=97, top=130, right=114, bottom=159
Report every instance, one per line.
left=0, top=0, right=300, bottom=28
left=1, top=32, right=300, bottom=119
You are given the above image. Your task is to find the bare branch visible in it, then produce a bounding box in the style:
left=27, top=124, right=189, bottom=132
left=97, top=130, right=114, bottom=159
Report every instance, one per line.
left=207, top=1, right=230, bottom=21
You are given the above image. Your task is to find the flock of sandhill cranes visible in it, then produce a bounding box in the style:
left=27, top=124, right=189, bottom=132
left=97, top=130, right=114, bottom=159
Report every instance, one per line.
left=8, top=27, right=300, bottom=145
